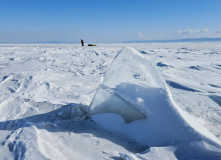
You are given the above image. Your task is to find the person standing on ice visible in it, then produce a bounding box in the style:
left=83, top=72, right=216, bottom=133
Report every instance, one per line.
left=81, top=39, right=84, bottom=46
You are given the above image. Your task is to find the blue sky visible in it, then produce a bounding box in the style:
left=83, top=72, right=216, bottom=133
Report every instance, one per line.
left=0, top=0, right=221, bottom=43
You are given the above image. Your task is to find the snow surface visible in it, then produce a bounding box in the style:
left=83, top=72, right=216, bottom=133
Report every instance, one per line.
left=0, top=43, right=221, bottom=159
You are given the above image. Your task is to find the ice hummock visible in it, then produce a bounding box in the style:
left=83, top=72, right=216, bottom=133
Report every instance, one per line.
left=89, top=47, right=166, bottom=122
left=90, top=47, right=221, bottom=157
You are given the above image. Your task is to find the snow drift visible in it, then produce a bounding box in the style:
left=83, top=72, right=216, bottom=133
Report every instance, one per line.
left=90, top=47, right=221, bottom=159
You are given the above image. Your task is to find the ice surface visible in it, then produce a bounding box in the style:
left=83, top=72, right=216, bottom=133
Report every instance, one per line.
left=90, top=84, right=146, bottom=123
left=102, top=47, right=165, bottom=89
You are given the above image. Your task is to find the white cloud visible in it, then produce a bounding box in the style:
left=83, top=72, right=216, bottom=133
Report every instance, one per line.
left=157, top=33, right=166, bottom=36
left=177, top=28, right=208, bottom=35
left=177, top=30, right=194, bottom=34
left=216, top=29, right=221, bottom=33
left=195, top=28, right=208, bottom=33
left=138, top=32, right=144, bottom=38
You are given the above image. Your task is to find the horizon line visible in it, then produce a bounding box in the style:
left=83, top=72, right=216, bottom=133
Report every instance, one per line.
left=1, top=37, right=221, bottom=44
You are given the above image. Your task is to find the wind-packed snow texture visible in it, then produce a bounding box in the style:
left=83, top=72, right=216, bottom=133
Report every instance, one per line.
left=0, top=43, right=221, bottom=160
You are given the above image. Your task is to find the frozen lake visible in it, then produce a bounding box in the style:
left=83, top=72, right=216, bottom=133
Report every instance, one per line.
left=0, top=43, right=221, bottom=159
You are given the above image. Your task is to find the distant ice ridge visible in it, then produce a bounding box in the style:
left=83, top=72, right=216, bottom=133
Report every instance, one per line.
left=90, top=47, right=221, bottom=158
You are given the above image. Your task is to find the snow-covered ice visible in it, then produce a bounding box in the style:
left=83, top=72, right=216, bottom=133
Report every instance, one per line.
left=0, top=43, right=221, bottom=159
